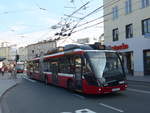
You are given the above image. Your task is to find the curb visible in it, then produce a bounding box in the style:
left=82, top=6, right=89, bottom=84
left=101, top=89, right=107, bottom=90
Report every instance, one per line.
left=0, top=81, right=19, bottom=113
left=0, top=82, right=19, bottom=100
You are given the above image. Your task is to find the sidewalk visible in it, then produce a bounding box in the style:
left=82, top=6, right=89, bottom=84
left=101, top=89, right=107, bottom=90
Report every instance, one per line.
left=0, top=73, right=20, bottom=113
left=127, top=75, right=150, bottom=83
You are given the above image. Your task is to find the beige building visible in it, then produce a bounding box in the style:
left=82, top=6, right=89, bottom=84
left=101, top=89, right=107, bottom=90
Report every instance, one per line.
left=104, top=0, right=150, bottom=76
left=0, top=47, right=15, bottom=60
left=26, top=40, right=56, bottom=60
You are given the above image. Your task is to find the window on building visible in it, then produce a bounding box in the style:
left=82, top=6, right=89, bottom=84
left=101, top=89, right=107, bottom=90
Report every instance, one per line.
left=112, top=6, right=118, bottom=20
left=126, top=24, right=133, bottom=38
left=141, top=0, right=150, bottom=8
left=112, top=28, right=119, bottom=41
left=125, top=0, right=132, bottom=14
left=142, top=18, right=150, bottom=37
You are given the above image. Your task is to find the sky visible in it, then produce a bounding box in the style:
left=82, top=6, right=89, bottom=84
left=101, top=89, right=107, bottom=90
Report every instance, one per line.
left=0, top=0, right=103, bottom=47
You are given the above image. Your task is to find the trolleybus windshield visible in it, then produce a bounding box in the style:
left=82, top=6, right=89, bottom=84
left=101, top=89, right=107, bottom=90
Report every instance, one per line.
left=86, top=51, right=124, bottom=80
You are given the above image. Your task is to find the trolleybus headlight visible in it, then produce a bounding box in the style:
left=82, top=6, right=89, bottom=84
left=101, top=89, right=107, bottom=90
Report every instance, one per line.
left=99, top=88, right=102, bottom=91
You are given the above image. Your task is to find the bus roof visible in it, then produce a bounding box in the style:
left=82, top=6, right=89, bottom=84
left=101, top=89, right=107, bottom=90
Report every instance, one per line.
left=29, top=43, right=115, bottom=61
left=30, top=49, right=116, bottom=61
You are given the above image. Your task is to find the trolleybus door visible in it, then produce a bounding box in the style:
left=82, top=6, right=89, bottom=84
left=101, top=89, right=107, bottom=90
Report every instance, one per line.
left=74, top=56, right=82, bottom=90
left=39, top=55, right=45, bottom=81
left=51, top=62, right=59, bottom=84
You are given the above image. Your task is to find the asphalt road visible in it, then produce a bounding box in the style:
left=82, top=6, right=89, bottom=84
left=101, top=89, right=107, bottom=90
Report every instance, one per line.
left=1, top=74, right=150, bottom=113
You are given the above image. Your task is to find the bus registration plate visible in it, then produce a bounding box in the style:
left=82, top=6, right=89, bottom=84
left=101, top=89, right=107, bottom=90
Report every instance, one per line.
left=112, top=88, right=120, bottom=92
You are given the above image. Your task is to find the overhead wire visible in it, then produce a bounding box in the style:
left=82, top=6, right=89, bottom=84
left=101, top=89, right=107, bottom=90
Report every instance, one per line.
left=53, top=0, right=93, bottom=40
left=72, top=21, right=104, bottom=34
left=57, top=0, right=145, bottom=45
left=67, top=1, right=91, bottom=18
left=24, top=0, right=143, bottom=44
left=54, top=0, right=121, bottom=43
left=63, top=0, right=143, bottom=35
left=60, top=0, right=121, bottom=37
left=67, top=11, right=112, bottom=31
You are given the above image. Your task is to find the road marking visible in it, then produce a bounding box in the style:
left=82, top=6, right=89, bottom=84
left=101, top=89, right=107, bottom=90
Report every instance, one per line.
left=61, top=109, right=96, bottom=113
left=127, top=88, right=150, bottom=94
left=75, top=108, right=96, bottom=113
left=61, top=112, right=72, bottom=113
left=72, top=94, right=85, bottom=100
left=23, top=77, right=36, bottom=83
left=99, top=103, right=124, bottom=113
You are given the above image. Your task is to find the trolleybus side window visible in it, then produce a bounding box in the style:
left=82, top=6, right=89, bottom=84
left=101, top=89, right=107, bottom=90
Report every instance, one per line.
left=59, top=57, right=68, bottom=73
left=35, top=63, right=39, bottom=72
left=43, top=61, right=50, bottom=72
left=83, top=59, right=92, bottom=74
left=59, top=56, right=75, bottom=74
left=74, top=56, right=82, bottom=74
left=74, top=56, right=83, bottom=89
left=44, top=60, right=55, bottom=72
left=49, top=60, right=53, bottom=72
left=50, top=59, right=59, bottom=73
left=27, top=61, right=33, bottom=71
left=82, top=58, right=98, bottom=86
left=32, top=61, right=39, bottom=72
left=66, top=56, right=75, bottom=74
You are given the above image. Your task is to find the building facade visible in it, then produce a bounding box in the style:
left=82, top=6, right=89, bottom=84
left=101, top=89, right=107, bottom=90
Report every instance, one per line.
left=0, top=47, right=11, bottom=60
left=0, top=47, right=16, bottom=61
left=26, top=40, right=56, bottom=60
left=18, top=47, right=28, bottom=62
left=104, top=0, right=150, bottom=76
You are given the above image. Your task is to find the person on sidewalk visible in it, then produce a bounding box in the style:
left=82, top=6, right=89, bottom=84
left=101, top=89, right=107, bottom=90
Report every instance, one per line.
left=11, top=64, right=17, bottom=79
left=1, top=66, right=5, bottom=76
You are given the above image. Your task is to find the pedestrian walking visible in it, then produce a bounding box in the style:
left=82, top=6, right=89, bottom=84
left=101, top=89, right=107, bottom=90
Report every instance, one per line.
left=11, top=64, right=17, bottom=79
left=1, top=66, right=5, bottom=76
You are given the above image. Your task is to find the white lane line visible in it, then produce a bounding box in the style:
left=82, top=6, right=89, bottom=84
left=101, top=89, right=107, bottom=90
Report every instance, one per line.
left=61, top=112, right=72, bottom=113
left=75, top=108, right=97, bottom=113
left=72, top=94, right=85, bottom=100
left=127, top=88, right=150, bottom=94
left=23, top=77, right=37, bottom=83
left=99, top=103, right=124, bottom=113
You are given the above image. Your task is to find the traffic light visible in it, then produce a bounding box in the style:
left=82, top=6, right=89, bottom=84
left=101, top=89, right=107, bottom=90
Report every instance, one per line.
left=15, top=55, right=19, bottom=62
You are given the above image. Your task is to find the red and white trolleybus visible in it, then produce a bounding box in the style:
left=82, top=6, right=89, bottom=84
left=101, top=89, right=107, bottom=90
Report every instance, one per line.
left=27, top=43, right=127, bottom=94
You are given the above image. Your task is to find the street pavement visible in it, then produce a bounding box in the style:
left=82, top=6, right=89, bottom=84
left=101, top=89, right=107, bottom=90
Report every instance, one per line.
left=0, top=72, right=22, bottom=113
left=0, top=73, right=150, bottom=113
left=127, top=75, right=150, bottom=83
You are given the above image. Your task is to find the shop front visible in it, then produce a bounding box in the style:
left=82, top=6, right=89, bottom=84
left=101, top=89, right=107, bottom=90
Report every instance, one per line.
left=111, top=43, right=134, bottom=75
left=124, top=52, right=134, bottom=75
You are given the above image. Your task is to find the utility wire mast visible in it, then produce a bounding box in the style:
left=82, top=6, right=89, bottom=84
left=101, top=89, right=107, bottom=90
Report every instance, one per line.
left=54, top=1, right=90, bottom=38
